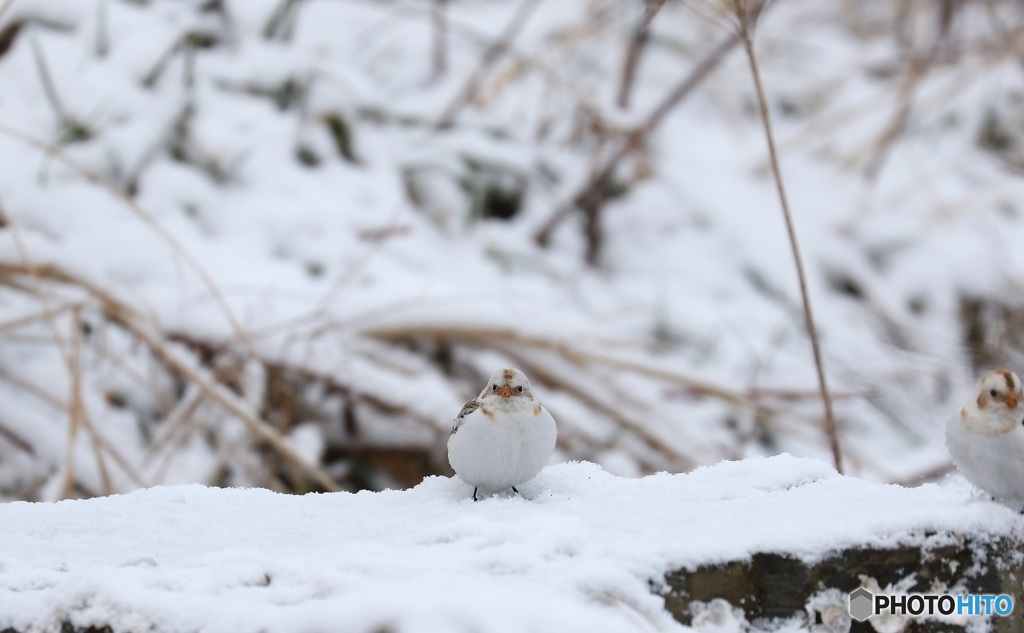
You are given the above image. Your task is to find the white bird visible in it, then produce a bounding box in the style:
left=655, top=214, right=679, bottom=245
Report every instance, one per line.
left=946, top=369, right=1024, bottom=511
left=448, top=368, right=557, bottom=501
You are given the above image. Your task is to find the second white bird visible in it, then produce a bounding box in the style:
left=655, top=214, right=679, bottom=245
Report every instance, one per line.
left=946, top=369, right=1024, bottom=511
left=448, top=368, right=557, bottom=501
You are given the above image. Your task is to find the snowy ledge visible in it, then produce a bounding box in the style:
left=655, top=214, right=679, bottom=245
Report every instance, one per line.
left=1, top=456, right=1022, bottom=633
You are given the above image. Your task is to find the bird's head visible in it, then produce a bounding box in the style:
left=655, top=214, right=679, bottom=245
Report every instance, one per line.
left=481, top=367, right=534, bottom=402
left=963, top=369, right=1024, bottom=434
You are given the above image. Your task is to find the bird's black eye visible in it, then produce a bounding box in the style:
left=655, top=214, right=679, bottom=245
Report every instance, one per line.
left=516, top=385, right=523, bottom=393
left=990, top=389, right=998, bottom=398
left=492, top=385, right=497, bottom=391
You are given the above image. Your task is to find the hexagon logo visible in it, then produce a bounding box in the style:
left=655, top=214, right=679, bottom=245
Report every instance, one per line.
left=849, top=587, right=874, bottom=622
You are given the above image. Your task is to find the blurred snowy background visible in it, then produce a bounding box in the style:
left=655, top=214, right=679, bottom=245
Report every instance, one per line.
left=1, top=0, right=1023, bottom=501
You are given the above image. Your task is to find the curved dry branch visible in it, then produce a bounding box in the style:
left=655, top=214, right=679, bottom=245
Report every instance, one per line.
left=0, top=260, right=342, bottom=492
left=362, top=321, right=747, bottom=403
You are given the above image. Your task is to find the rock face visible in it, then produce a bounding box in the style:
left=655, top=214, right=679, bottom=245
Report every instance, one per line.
left=663, top=537, right=1024, bottom=632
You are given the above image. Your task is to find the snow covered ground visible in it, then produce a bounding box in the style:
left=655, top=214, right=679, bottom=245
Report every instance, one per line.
left=1, top=1, right=1024, bottom=497
left=1, top=456, right=1021, bottom=633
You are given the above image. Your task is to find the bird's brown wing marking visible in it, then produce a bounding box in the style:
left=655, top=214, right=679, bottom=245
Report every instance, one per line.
left=998, top=369, right=1016, bottom=391
left=451, top=400, right=480, bottom=435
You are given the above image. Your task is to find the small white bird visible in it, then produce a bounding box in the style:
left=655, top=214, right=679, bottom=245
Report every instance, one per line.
left=448, top=368, right=557, bottom=501
left=946, top=369, right=1024, bottom=511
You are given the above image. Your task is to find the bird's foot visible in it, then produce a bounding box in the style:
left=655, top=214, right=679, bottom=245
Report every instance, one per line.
left=512, top=486, right=520, bottom=495
left=472, top=487, right=478, bottom=502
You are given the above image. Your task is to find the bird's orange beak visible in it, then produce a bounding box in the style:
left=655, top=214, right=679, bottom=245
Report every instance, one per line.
left=1007, top=393, right=1018, bottom=409
left=498, top=384, right=513, bottom=397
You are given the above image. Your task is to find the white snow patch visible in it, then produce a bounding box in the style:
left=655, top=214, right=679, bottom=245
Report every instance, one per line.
left=1, top=455, right=1020, bottom=633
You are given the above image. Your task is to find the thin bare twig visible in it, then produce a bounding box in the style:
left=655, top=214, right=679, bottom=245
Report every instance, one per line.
left=534, top=24, right=750, bottom=258
left=617, top=0, right=667, bottom=109
left=735, top=0, right=843, bottom=473
left=263, top=0, right=303, bottom=41
left=29, top=36, right=69, bottom=123
left=0, top=419, right=33, bottom=456
left=141, top=34, right=184, bottom=88
left=28, top=36, right=91, bottom=144
left=435, top=0, right=540, bottom=129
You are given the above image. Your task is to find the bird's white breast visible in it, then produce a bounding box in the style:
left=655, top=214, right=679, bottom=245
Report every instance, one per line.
left=447, top=401, right=557, bottom=493
left=946, top=415, right=1024, bottom=509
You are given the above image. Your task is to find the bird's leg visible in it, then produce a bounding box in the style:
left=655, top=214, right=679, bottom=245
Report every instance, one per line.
left=512, top=486, right=520, bottom=495
left=473, top=487, right=478, bottom=502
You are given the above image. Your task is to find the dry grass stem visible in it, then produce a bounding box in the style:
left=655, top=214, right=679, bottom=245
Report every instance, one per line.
left=0, top=301, right=80, bottom=333
left=735, top=0, right=844, bottom=473
left=61, top=341, right=81, bottom=499
left=616, top=0, right=667, bottom=109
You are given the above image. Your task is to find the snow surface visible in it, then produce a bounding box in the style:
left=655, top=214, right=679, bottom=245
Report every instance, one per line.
left=2, top=456, right=1021, bottom=633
